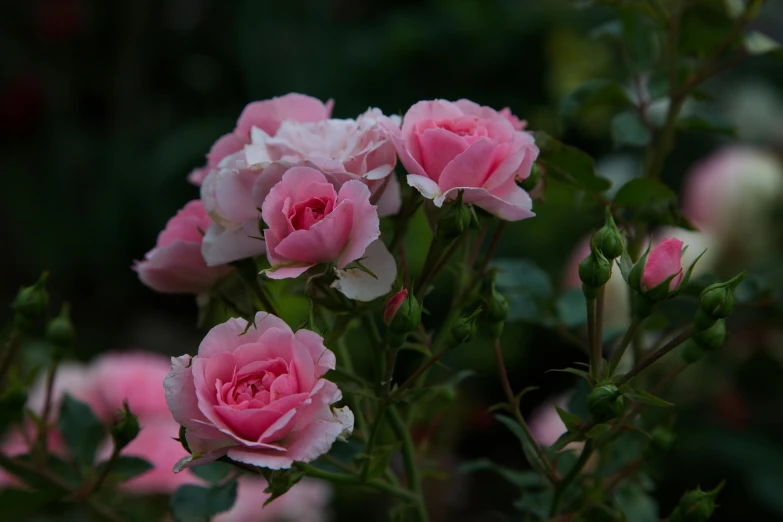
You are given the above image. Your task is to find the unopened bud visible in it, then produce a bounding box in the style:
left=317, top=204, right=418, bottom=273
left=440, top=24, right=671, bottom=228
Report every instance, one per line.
left=111, top=401, right=140, bottom=451
left=591, top=208, right=624, bottom=259
left=451, top=309, right=481, bottom=345
left=693, top=307, right=718, bottom=331
left=13, top=272, right=49, bottom=324
left=437, top=191, right=472, bottom=242
left=681, top=339, right=707, bottom=364
left=587, top=383, right=625, bottom=422
left=579, top=252, right=611, bottom=294
left=693, top=319, right=726, bottom=352
left=699, top=271, right=746, bottom=320
left=484, top=287, right=508, bottom=323
left=669, top=482, right=724, bottom=522
left=46, top=303, right=75, bottom=349
left=384, top=289, right=422, bottom=334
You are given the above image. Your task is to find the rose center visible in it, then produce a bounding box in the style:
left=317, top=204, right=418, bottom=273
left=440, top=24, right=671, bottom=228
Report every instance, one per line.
left=435, top=117, right=490, bottom=143
left=289, top=196, right=333, bottom=231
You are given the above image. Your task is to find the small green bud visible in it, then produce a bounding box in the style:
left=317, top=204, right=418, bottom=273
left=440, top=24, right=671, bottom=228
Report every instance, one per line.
left=13, top=272, right=49, bottom=323
left=385, top=289, right=422, bottom=334
left=693, top=307, right=718, bottom=331
left=436, top=191, right=472, bottom=242
left=587, top=383, right=625, bottom=422
left=669, top=483, right=724, bottom=522
left=591, top=208, right=625, bottom=259
left=519, top=163, right=541, bottom=192
left=699, top=271, right=746, bottom=319
left=693, top=319, right=726, bottom=352
left=650, top=425, right=676, bottom=451
left=681, top=339, right=707, bottom=364
left=484, top=286, right=508, bottom=323
left=46, top=303, right=75, bottom=349
left=450, top=309, right=481, bottom=345
left=111, top=401, right=140, bottom=451
left=578, top=252, right=612, bottom=291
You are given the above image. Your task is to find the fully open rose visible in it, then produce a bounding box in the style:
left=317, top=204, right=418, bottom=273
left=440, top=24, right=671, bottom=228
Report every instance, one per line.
left=188, top=93, right=334, bottom=186
left=134, top=200, right=231, bottom=294
left=245, top=108, right=401, bottom=216
left=164, top=312, right=353, bottom=471
left=386, top=99, right=539, bottom=221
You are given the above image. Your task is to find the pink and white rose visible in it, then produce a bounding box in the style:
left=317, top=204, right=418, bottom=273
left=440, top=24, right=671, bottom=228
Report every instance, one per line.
left=135, top=200, right=232, bottom=294
left=245, top=108, right=402, bottom=217
left=386, top=99, right=539, bottom=221
left=188, top=93, right=333, bottom=186
left=164, top=312, right=354, bottom=471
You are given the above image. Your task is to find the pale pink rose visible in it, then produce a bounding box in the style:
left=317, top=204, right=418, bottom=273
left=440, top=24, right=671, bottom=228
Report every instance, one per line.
left=261, top=166, right=381, bottom=280
left=642, top=237, right=684, bottom=292
left=91, top=352, right=172, bottom=419
left=386, top=99, right=538, bottom=221
left=499, top=107, right=527, bottom=131
left=215, top=476, right=331, bottom=522
left=682, top=146, right=783, bottom=262
left=245, top=108, right=401, bottom=217
left=383, top=289, right=408, bottom=325
left=164, top=312, right=354, bottom=471
left=188, top=94, right=333, bottom=187
left=529, top=396, right=569, bottom=447
left=135, top=200, right=232, bottom=294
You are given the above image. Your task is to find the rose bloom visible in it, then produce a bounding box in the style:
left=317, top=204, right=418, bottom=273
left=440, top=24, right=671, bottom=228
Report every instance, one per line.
left=165, top=312, right=353, bottom=471
left=682, top=146, right=783, bottom=264
left=245, top=108, right=402, bottom=217
left=386, top=99, right=539, bottom=221
left=135, top=200, right=232, bottom=294
left=642, top=237, right=684, bottom=292
left=215, top=476, right=331, bottom=522
left=188, top=93, right=333, bottom=186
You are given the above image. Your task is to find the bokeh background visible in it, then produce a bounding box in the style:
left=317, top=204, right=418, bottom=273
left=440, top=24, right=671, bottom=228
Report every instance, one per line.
left=2, top=0, right=783, bottom=520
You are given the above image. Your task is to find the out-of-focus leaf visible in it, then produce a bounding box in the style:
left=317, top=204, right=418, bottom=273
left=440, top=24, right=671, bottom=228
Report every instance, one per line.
left=678, top=114, right=736, bottom=135
left=555, top=406, right=584, bottom=431
left=679, top=5, right=735, bottom=58
left=626, top=388, right=675, bottom=407
left=170, top=480, right=238, bottom=522
left=495, top=415, right=549, bottom=476
left=0, top=489, right=62, bottom=520
left=95, top=456, right=153, bottom=483
left=615, top=481, right=659, bottom=522
left=613, top=179, right=676, bottom=207
left=586, top=423, right=613, bottom=438
left=745, top=31, right=783, bottom=59
left=620, top=8, right=659, bottom=70
left=561, top=80, right=633, bottom=120
left=189, top=461, right=234, bottom=484
left=58, top=394, right=104, bottom=469
left=492, top=259, right=553, bottom=322
left=556, top=288, right=588, bottom=328
left=611, top=111, right=652, bottom=148
left=533, top=132, right=611, bottom=192
left=459, top=458, right=544, bottom=488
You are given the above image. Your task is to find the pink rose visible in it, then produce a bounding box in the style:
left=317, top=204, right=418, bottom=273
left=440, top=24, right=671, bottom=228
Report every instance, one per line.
left=529, top=396, right=569, bottom=447
left=245, top=108, right=402, bottom=217
left=261, top=166, right=388, bottom=283
left=135, top=200, right=232, bottom=294
left=386, top=99, right=539, bottom=221
left=642, top=238, right=684, bottom=292
left=189, top=94, right=333, bottom=186
left=215, top=476, right=331, bottom=522
left=164, top=312, right=354, bottom=471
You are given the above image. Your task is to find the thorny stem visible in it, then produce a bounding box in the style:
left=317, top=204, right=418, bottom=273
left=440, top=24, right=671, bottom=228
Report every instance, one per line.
left=493, top=339, right=558, bottom=485
left=618, top=328, right=693, bottom=385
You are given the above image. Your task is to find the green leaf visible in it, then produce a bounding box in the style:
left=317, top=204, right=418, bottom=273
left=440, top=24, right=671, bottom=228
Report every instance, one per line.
left=366, top=443, right=401, bottom=480
left=620, top=8, right=659, bottom=70
left=495, top=415, right=549, bottom=476
left=613, top=178, right=676, bottom=207
left=95, top=456, right=153, bottom=483
left=678, top=114, right=736, bottom=135
left=745, top=31, right=783, bottom=59
left=556, top=288, right=588, bottom=328
left=260, top=468, right=305, bottom=506
left=547, top=367, right=594, bottom=383
left=189, top=461, right=234, bottom=484
left=626, top=388, right=674, bottom=407
left=532, top=132, right=611, bottom=192
left=459, top=458, right=544, bottom=488
left=611, top=111, right=652, bottom=148
left=492, top=258, right=553, bottom=322
left=586, top=423, right=613, bottom=438
left=555, top=406, right=583, bottom=431
left=561, top=80, right=633, bottom=120
left=58, top=394, right=104, bottom=469
left=615, top=481, right=659, bottom=522
left=679, top=4, right=735, bottom=58
left=170, top=480, right=238, bottom=522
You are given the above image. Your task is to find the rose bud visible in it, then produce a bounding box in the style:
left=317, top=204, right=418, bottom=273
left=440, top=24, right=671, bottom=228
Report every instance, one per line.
left=13, top=272, right=49, bottom=324
left=384, top=289, right=422, bottom=333
left=591, top=208, right=624, bottom=260
left=436, top=191, right=473, bottom=242
left=699, top=271, right=747, bottom=320
left=46, top=303, right=75, bottom=350
left=587, top=383, right=625, bottom=422
left=450, top=309, right=481, bottom=345
left=640, top=238, right=684, bottom=296
left=110, top=401, right=141, bottom=452
left=692, top=319, right=726, bottom=352
left=668, top=482, right=724, bottom=522
left=579, top=251, right=612, bottom=299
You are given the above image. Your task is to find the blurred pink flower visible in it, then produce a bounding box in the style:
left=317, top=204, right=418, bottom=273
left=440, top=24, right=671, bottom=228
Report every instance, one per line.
left=642, top=237, right=684, bottom=292
left=528, top=396, right=569, bottom=447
